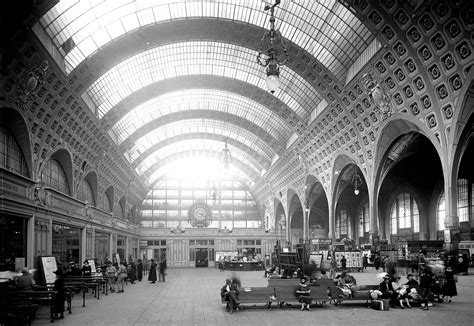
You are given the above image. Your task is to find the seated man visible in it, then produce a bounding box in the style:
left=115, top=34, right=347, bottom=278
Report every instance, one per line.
left=379, top=275, right=395, bottom=301
left=221, top=278, right=240, bottom=314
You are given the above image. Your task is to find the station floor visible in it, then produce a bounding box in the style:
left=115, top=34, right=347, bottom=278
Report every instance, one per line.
left=32, top=267, right=474, bottom=326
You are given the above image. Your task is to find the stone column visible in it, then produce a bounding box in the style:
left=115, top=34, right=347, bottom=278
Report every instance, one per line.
left=27, top=215, right=35, bottom=268
left=81, top=227, right=87, bottom=264
left=444, top=171, right=459, bottom=252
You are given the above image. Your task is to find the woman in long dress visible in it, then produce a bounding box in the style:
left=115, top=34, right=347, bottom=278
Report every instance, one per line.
left=296, top=278, right=312, bottom=311
left=443, top=266, right=457, bottom=302
left=148, top=259, right=157, bottom=283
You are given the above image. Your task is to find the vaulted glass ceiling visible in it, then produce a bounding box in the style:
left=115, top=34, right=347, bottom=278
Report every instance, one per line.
left=88, top=41, right=320, bottom=120
left=39, top=0, right=374, bottom=82
left=111, top=89, right=293, bottom=145
left=127, top=119, right=277, bottom=166
left=37, top=0, right=377, bottom=189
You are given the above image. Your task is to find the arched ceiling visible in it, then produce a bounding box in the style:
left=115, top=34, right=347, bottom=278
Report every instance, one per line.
left=37, top=0, right=377, bottom=189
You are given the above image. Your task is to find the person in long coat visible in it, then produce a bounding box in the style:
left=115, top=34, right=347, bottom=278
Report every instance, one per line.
left=52, top=269, right=65, bottom=319
left=129, top=260, right=137, bottom=284
left=137, top=259, right=143, bottom=281
left=443, top=266, right=457, bottom=302
left=148, top=259, right=157, bottom=283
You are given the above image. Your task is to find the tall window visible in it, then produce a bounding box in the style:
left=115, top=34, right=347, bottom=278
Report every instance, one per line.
left=358, top=202, right=369, bottom=237
left=336, top=209, right=351, bottom=239
left=437, top=179, right=473, bottom=230
left=390, top=192, right=419, bottom=234
left=43, top=159, right=70, bottom=195
left=458, top=179, right=469, bottom=223
left=437, top=192, right=446, bottom=231
left=0, top=126, right=28, bottom=177
left=77, top=179, right=95, bottom=206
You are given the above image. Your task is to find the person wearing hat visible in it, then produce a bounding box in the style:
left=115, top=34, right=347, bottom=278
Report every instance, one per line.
left=404, top=273, right=421, bottom=305
left=296, top=277, right=312, bottom=311
left=379, top=274, right=395, bottom=303
left=16, top=267, right=35, bottom=292
left=148, top=258, right=157, bottom=283
left=52, top=269, right=65, bottom=319
left=419, top=262, right=434, bottom=310
left=392, top=274, right=411, bottom=308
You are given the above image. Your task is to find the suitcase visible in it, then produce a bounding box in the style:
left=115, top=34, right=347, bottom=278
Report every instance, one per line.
left=371, top=299, right=389, bottom=311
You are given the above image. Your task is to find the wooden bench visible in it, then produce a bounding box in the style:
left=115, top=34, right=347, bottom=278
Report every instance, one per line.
left=64, top=276, right=103, bottom=307
left=328, top=284, right=379, bottom=305
left=221, top=287, right=277, bottom=309
left=0, top=290, right=57, bottom=324
left=267, top=278, right=332, bottom=308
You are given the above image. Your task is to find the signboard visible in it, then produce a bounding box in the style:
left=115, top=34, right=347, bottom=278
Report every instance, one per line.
left=309, top=254, right=323, bottom=268
left=40, top=256, right=58, bottom=284
left=88, top=259, right=97, bottom=273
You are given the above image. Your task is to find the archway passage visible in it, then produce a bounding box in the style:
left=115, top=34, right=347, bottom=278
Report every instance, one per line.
left=378, top=132, right=443, bottom=243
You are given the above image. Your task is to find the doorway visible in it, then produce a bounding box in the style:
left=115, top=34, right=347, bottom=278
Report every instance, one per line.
left=195, top=248, right=208, bottom=267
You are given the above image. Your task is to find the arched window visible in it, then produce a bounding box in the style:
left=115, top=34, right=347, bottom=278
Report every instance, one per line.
left=0, top=126, right=28, bottom=177
left=358, top=202, right=369, bottom=237
left=336, top=209, right=351, bottom=239
left=99, top=193, right=113, bottom=213
left=390, top=192, right=419, bottom=234
left=77, top=179, right=95, bottom=206
left=437, top=179, right=473, bottom=230
left=43, top=159, right=70, bottom=195
left=458, top=179, right=469, bottom=223
left=437, top=191, right=445, bottom=231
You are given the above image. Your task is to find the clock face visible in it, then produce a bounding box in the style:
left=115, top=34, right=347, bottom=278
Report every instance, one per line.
left=188, top=202, right=212, bottom=227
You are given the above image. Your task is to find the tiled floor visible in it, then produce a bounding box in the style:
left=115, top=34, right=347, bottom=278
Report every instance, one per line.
left=32, top=267, right=474, bottom=326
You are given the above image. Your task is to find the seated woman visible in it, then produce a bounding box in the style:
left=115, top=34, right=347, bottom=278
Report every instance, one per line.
left=405, top=273, right=422, bottom=306
left=335, top=272, right=353, bottom=297
left=391, top=275, right=411, bottom=308
left=221, top=278, right=240, bottom=314
left=296, top=278, right=312, bottom=311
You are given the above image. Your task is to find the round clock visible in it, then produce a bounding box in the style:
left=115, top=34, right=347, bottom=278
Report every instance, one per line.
left=188, top=202, right=212, bottom=227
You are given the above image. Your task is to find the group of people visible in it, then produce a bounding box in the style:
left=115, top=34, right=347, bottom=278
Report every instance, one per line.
left=373, top=262, right=458, bottom=310
left=147, top=258, right=167, bottom=284
left=104, top=258, right=145, bottom=293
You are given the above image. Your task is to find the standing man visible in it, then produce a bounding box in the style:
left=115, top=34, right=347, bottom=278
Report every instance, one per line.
left=362, top=254, right=368, bottom=271
left=419, top=262, right=433, bottom=310
left=340, top=255, right=347, bottom=271
left=159, top=258, right=167, bottom=282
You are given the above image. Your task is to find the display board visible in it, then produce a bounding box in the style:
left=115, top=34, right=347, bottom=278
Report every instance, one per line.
left=88, top=259, right=97, bottom=273
left=39, top=256, right=58, bottom=284
left=309, top=254, right=323, bottom=268
left=334, top=251, right=362, bottom=269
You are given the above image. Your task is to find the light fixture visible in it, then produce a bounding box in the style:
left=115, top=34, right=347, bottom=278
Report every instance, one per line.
left=351, top=169, right=363, bottom=196
left=257, top=0, right=288, bottom=94
left=219, top=139, right=232, bottom=169
left=209, top=183, right=220, bottom=202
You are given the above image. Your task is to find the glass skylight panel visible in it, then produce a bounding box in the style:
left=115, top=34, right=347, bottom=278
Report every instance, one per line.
left=127, top=119, right=275, bottom=164
left=111, top=89, right=290, bottom=144
left=137, top=139, right=261, bottom=177
left=88, top=41, right=315, bottom=120
left=39, top=0, right=374, bottom=83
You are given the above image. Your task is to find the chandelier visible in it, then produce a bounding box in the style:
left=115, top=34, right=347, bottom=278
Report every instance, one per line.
left=256, top=0, right=288, bottom=94
left=219, top=139, right=232, bottom=169
left=351, top=169, right=363, bottom=196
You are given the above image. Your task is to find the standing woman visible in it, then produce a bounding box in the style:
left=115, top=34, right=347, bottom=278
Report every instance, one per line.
left=137, top=259, right=143, bottom=282
left=52, top=269, right=65, bottom=320
left=443, top=266, right=457, bottom=302
left=148, top=259, right=157, bottom=283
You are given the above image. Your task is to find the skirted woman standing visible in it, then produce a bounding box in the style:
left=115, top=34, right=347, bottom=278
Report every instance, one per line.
left=148, top=259, right=157, bottom=283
